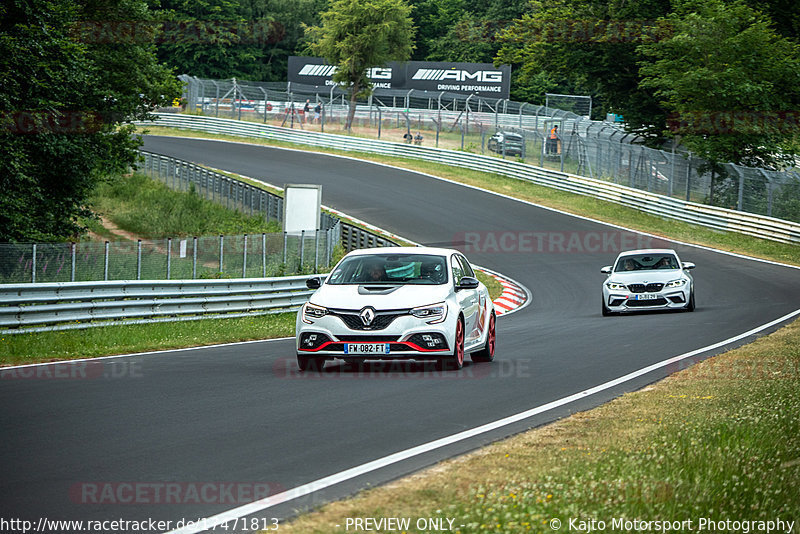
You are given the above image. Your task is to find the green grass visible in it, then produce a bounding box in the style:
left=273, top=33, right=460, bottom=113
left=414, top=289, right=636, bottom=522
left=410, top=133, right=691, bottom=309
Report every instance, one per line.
left=0, top=314, right=296, bottom=366
left=92, top=172, right=281, bottom=238
left=476, top=270, right=504, bottom=301
left=274, top=318, right=800, bottom=534
left=140, top=125, right=800, bottom=267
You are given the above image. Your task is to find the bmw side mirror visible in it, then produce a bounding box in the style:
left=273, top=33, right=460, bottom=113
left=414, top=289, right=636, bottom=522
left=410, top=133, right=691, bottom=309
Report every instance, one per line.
left=306, top=277, right=322, bottom=290
left=600, top=266, right=612, bottom=274
left=456, top=276, right=479, bottom=290
left=681, top=262, right=696, bottom=270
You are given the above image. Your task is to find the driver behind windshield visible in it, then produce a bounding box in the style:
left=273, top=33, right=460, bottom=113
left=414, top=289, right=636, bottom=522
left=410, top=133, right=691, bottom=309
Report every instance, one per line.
left=363, top=262, right=386, bottom=282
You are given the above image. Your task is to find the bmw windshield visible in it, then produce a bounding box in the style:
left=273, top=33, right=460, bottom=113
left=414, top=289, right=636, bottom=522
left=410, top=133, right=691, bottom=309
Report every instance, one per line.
left=614, top=253, right=679, bottom=272
left=327, top=254, right=448, bottom=285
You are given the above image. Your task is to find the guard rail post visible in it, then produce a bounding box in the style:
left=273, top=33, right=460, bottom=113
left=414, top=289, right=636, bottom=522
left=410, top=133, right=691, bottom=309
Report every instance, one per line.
left=219, top=235, right=224, bottom=273
left=262, top=233, right=267, bottom=277
left=70, top=242, right=76, bottom=282
left=242, top=234, right=248, bottom=278
left=300, top=230, right=305, bottom=272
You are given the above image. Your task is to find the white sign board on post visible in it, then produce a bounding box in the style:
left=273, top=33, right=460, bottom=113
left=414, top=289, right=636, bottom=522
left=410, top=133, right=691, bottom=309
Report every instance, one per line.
left=283, top=184, right=322, bottom=235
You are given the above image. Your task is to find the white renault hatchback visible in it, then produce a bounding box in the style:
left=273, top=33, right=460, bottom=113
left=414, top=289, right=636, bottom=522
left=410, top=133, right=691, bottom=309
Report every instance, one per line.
left=296, top=247, right=496, bottom=371
left=601, top=248, right=695, bottom=315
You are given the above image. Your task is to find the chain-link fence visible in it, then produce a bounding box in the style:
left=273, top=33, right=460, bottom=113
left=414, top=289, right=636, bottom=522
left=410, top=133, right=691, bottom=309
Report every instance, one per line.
left=176, top=75, right=800, bottom=223
left=0, top=229, right=342, bottom=284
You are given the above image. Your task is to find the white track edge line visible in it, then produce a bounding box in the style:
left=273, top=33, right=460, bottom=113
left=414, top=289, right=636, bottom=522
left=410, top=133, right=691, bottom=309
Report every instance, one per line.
left=166, top=307, right=800, bottom=534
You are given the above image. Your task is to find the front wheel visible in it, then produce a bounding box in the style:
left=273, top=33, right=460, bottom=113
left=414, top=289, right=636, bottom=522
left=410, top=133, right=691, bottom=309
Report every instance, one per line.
left=471, top=313, right=496, bottom=362
left=602, top=299, right=612, bottom=316
left=297, top=354, right=326, bottom=372
left=685, top=291, right=695, bottom=312
left=437, top=318, right=465, bottom=371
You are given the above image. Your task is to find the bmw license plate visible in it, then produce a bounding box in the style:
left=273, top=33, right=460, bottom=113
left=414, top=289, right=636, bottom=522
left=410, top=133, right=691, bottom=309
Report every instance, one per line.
left=632, top=294, right=659, bottom=300
left=344, top=343, right=390, bottom=355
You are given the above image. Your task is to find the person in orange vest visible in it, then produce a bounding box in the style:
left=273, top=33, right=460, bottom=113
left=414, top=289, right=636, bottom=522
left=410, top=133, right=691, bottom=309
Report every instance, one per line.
left=547, top=124, right=559, bottom=154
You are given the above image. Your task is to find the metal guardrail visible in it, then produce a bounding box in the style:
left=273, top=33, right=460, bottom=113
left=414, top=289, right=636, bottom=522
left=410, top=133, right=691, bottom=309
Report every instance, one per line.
left=142, top=114, right=800, bottom=245
left=0, top=275, right=326, bottom=334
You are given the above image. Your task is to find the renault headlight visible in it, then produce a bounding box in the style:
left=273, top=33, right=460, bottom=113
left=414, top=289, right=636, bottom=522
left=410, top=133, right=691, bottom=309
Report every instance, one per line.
left=411, top=302, right=447, bottom=324
left=302, top=302, right=328, bottom=324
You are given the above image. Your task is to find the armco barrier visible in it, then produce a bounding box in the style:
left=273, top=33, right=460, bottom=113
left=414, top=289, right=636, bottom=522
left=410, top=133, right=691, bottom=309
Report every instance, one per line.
left=0, top=275, right=326, bottom=334
left=141, top=114, right=800, bottom=245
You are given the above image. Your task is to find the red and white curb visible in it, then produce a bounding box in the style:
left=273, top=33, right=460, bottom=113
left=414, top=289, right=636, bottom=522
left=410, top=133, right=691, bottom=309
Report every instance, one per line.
left=476, top=267, right=531, bottom=317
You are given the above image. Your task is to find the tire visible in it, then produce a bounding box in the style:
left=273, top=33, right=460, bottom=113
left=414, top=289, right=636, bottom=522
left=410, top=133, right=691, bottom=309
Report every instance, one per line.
left=297, top=354, right=326, bottom=372
left=437, top=317, right=465, bottom=371
left=471, top=313, right=496, bottom=363
left=686, top=290, right=695, bottom=312
left=602, top=299, right=612, bottom=316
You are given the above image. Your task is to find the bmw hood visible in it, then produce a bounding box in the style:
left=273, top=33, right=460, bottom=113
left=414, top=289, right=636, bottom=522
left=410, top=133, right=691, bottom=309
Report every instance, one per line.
left=607, top=270, right=686, bottom=285
left=309, top=284, right=452, bottom=310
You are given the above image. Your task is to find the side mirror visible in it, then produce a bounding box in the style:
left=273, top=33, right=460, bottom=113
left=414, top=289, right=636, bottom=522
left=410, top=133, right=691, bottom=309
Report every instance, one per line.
left=456, top=276, right=480, bottom=290
left=600, top=266, right=612, bottom=274
left=681, top=262, right=696, bottom=270
left=306, top=277, right=322, bottom=290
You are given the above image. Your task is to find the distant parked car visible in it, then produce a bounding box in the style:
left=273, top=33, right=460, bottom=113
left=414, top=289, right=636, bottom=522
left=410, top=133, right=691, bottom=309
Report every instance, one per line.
left=296, top=247, right=497, bottom=371
left=600, top=249, right=695, bottom=315
left=487, top=131, right=524, bottom=156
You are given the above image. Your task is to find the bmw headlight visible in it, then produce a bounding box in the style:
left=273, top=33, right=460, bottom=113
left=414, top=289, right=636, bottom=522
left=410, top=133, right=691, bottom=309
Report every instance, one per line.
left=411, top=302, right=447, bottom=324
left=665, top=279, right=687, bottom=288
left=606, top=282, right=627, bottom=291
left=302, top=302, right=328, bottom=324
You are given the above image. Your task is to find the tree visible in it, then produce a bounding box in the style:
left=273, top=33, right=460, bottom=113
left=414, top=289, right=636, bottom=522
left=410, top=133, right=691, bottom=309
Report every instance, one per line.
left=0, top=0, right=180, bottom=242
left=497, top=0, right=672, bottom=130
left=638, top=0, right=800, bottom=169
left=305, top=0, right=415, bottom=130
left=153, top=0, right=292, bottom=81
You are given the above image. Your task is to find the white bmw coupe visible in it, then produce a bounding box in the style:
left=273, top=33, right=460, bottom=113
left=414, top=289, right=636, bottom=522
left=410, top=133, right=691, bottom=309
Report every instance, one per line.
left=601, top=248, right=695, bottom=315
left=296, top=247, right=496, bottom=371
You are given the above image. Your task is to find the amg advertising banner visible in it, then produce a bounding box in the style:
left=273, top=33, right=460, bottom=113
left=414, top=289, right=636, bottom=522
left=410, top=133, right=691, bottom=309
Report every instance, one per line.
left=288, top=56, right=511, bottom=98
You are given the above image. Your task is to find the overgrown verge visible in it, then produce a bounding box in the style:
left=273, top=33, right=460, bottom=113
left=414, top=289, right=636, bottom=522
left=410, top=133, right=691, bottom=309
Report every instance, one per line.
left=90, top=172, right=281, bottom=238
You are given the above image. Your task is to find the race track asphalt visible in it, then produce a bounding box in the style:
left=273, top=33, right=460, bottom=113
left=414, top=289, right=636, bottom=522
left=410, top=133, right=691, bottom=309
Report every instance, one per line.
left=1, top=135, right=798, bottom=530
